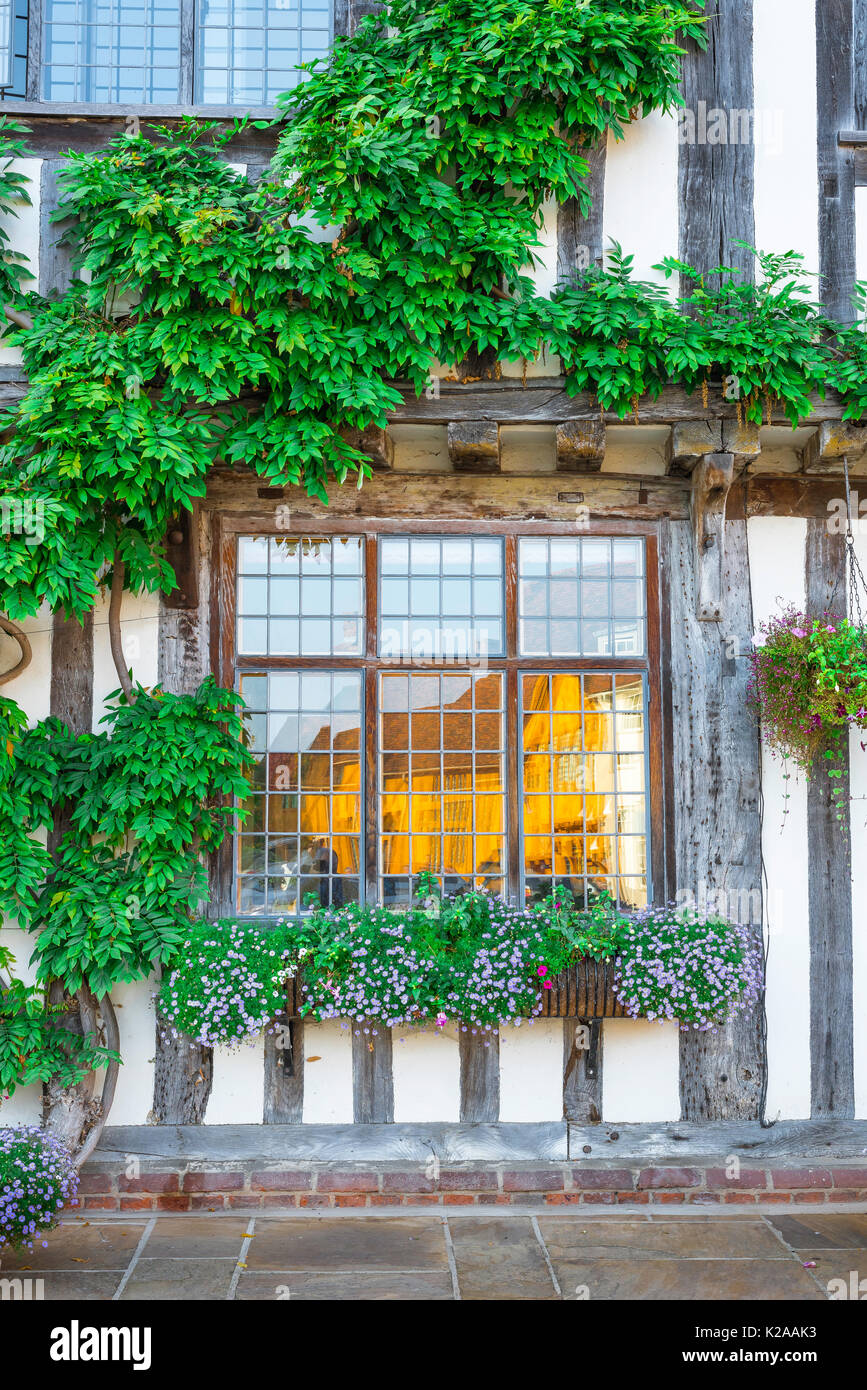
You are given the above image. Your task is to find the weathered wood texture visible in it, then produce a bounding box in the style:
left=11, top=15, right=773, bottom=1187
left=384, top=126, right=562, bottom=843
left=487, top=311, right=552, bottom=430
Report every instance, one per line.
left=539, top=961, right=627, bottom=1019
left=556, top=139, right=607, bottom=282
left=805, top=519, right=855, bottom=1118
left=352, top=1026, right=395, bottom=1124
left=459, top=1030, right=500, bottom=1123
left=334, top=0, right=383, bottom=36
left=44, top=609, right=95, bottom=1136
left=49, top=609, right=93, bottom=739
left=152, top=510, right=215, bottom=1124
left=689, top=452, right=736, bottom=621
left=264, top=1015, right=304, bottom=1124
left=38, top=160, right=74, bottom=299
left=0, top=114, right=280, bottom=159
left=387, top=381, right=849, bottom=427
left=667, top=518, right=763, bottom=1120
left=817, top=0, right=857, bottom=320
left=678, top=1, right=755, bottom=288
left=563, top=1020, right=603, bottom=1124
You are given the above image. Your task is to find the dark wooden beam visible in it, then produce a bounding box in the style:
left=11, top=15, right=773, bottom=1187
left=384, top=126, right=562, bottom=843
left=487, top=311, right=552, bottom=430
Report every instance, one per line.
left=459, top=1030, right=500, bottom=1123
left=352, top=1027, right=394, bottom=1124
left=667, top=517, right=763, bottom=1120
left=805, top=519, right=855, bottom=1118
left=556, top=138, right=607, bottom=283
left=163, top=505, right=200, bottom=610
left=678, top=0, right=756, bottom=289
left=388, top=382, right=849, bottom=427
left=563, top=1020, right=603, bottom=1124
left=264, top=1015, right=304, bottom=1124
left=152, top=512, right=214, bottom=1124
left=690, top=452, right=736, bottom=622
left=817, top=0, right=857, bottom=320
left=38, top=160, right=74, bottom=300
left=49, top=609, right=93, bottom=740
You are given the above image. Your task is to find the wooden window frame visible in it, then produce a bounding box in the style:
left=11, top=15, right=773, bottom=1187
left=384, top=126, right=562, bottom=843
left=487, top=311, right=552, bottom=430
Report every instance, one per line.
left=213, top=514, right=665, bottom=916
left=3, top=0, right=341, bottom=114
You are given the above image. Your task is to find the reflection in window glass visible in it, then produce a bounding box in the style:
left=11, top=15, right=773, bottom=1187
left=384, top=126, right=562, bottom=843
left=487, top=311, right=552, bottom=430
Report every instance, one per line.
left=379, top=536, right=504, bottom=662
left=237, top=535, right=363, bottom=657
left=518, top=537, right=646, bottom=657
left=379, top=671, right=505, bottom=903
left=196, top=0, right=332, bottom=105
left=42, top=0, right=181, bottom=102
left=0, top=0, right=27, bottom=98
left=521, top=672, right=647, bottom=909
left=236, top=670, right=362, bottom=916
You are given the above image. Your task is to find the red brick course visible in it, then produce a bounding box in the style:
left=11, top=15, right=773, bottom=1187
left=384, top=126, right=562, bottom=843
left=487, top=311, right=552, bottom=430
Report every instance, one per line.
left=71, top=1160, right=867, bottom=1210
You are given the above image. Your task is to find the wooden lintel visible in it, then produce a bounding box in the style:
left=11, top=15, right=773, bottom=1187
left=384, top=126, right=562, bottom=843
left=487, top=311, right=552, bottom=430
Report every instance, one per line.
left=802, top=420, right=867, bottom=474
left=447, top=420, right=501, bottom=473
left=690, top=452, right=736, bottom=622
left=666, top=420, right=724, bottom=476
left=555, top=420, right=606, bottom=473
left=163, top=505, right=199, bottom=610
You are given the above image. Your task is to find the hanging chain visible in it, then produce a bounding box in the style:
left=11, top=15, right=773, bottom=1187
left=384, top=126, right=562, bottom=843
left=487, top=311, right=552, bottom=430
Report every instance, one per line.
left=836, top=455, right=867, bottom=634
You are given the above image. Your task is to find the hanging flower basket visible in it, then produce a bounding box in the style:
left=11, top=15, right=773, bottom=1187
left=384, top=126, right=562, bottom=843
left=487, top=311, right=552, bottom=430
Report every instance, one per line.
left=749, top=607, right=867, bottom=816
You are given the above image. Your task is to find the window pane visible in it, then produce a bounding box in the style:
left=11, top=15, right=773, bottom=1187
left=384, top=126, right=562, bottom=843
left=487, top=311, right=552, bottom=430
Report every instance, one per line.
left=378, top=536, right=505, bottom=661
left=521, top=673, right=648, bottom=909
left=42, top=1, right=182, bottom=102
left=378, top=671, right=505, bottom=902
left=236, top=670, right=363, bottom=915
left=195, top=0, right=333, bottom=106
left=237, top=535, right=364, bottom=656
left=517, top=537, right=646, bottom=657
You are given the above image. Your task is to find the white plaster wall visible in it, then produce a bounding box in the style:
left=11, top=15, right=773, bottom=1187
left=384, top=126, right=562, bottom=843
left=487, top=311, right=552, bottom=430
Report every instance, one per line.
left=108, top=975, right=158, bottom=1126
left=498, top=1019, right=563, bottom=1122
left=602, top=1019, right=680, bottom=1122
left=0, top=605, right=52, bottom=722
left=0, top=157, right=41, bottom=365
left=0, top=928, right=43, bottom=1124
left=204, top=1041, right=265, bottom=1125
left=602, top=111, right=679, bottom=289
left=301, top=1020, right=354, bottom=1123
left=857, top=187, right=867, bottom=316
left=748, top=516, right=811, bottom=1119
left=850, top=531, right=867, bottom=1117
left=91, top=589, right=159, bottom=724
left=392, top=1022, right=460, bottom=1122
left=753, top=0, right=819, bottom=280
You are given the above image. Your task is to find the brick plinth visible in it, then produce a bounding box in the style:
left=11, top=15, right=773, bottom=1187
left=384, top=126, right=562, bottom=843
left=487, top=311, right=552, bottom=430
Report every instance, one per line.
left=75, top=1160, right=867, bottom=1211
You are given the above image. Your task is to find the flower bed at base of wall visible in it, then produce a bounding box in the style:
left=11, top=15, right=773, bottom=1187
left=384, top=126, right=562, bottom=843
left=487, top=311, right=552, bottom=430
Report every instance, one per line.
left=0, top=1126, right=78, bottom=1252
left=156, top=889, right=763, bottom=1049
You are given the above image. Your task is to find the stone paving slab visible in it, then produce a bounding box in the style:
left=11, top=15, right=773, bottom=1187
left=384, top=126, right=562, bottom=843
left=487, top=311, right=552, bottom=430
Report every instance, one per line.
left=2, top=1209, right=861, bottom=1300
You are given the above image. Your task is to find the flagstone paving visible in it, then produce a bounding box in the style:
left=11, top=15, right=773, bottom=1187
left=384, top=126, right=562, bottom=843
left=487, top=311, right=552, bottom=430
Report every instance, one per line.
left=3, top=1209, right=866, bottom=1300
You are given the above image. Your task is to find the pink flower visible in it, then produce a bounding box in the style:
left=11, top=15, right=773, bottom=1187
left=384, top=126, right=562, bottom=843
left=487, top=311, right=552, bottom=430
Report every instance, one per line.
left=791, top=628, right=808, bottom=638
left=826, top=625, right=837, bottom=633
left=435, top=1011, right=447, bottom=1029
left=542, top=981, right=553, bottom=990
left=536, top=965, right=548, bottom=977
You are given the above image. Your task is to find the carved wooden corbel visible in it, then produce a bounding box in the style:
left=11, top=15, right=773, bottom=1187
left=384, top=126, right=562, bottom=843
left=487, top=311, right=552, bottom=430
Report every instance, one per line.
left=447, top=420, right=501, bottom=472
left=690, top=451, right=736, bottom=622
left=555, top=419, right=606, bottom=472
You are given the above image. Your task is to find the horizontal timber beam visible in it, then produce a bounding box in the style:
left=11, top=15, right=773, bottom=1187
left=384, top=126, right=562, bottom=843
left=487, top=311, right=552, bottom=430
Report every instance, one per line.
left=385, top=381, right=850, bottom=428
